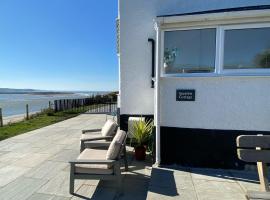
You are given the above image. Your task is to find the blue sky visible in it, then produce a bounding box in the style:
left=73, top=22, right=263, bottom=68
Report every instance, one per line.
left=0, top=0, right=118, bottom=91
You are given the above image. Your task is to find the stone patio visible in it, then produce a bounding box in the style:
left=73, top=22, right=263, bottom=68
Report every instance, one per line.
left=0, top=114, right=152, bottom=200
left=0, top=113, right=268, bottom=200
left=147, top=166, right=269, bottom=200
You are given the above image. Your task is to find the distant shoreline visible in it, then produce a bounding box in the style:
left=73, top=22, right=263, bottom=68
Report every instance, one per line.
left=0, top=92, right=74, bottom=95
left=29, top=92, right=74, bottom=95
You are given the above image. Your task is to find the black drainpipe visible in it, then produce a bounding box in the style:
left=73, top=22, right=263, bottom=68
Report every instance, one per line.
left=148, top=38, right=155, bottom=88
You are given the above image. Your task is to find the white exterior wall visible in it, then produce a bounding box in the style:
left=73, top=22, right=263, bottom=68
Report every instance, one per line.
left=119, top=1, right=157, bottom=115
left=119, top=0, right=270, bottom=131
left=160, top=77, right=270, bottom=131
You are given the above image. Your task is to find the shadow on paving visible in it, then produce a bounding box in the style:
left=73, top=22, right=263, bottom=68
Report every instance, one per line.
left=156, top=165, right=264, bottom=184
left=147, top=165, right=270, bottom=199
left=190, top=167, right=260, bottom=184
left=147, top=168, right=178, bottom=197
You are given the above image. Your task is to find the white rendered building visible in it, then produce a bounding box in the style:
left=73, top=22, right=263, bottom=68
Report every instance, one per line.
left=117, top=0, right=270, bottom=168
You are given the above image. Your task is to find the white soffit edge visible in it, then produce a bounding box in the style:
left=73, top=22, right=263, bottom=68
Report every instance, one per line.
left=157, top=9, right=270, bottom=26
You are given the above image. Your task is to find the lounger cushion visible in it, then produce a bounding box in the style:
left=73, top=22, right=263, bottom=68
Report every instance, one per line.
left=106, top=130, right=126, bottom=160
left=75, top=149, right=113, bottom=175
left=101, top=119, right=118, bottom=137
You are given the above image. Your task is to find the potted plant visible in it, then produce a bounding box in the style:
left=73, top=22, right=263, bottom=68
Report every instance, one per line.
left=131, top=119, right=154, bottom=161
left=164, top=47, right=178, bottom=70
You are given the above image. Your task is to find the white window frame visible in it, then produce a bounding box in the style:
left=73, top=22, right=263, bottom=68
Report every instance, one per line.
left=161, top=26, right=218, bottom=77
left=220, top=23, right=270, bottom=76
left=161, top=22, right=270, bottom=77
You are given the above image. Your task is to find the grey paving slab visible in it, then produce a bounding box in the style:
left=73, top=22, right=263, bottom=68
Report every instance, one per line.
left=13, top=146, right=41, bottom=154
left=229, top=170, right=261, bottom=192
left=0, top=177, right=48, bottom=200
left=0, top=161, right=7, bottom=168
left=7, top=132, right=37, bottom=141
left=147, top=187, right=197, bottom=200
left=46, top=134, right=69, bottom=143
left=0, top=151, right=8, bottom=156
left=30, top=140, right=56, bottom=148
left=118, top=193, right=148, bottom=200
left=28, top=193, right=71, bottom=200
left=26, top=193, right=55, bottom=200
left=123, top=175, right=150, bottom=190
left=190, top=168, right=235, bottom=182
left=38, top=171, right=82, bottom=198
left=14, top=153, right=51, bottom=168
left=71, top=184, right=117, bottom=200
left=49, top=149, right=79, bottom=162
left=0, top=152, right=28, bottom=164
left=63, top=141, right=80, bottom=150
left=52, top=196, right=71, bottom=200
left=193, top=179, right=246, bottom=200
left=53, top=137, right=78, bottom=145
left=0, top=140, right=13, bottom=147
left=149, top=167, right=194, bottom=190
left=0, top=142, right=30, bottom=152
left=237, top=180, right=261, bottom=193
left=37, top=144, right=66, bottom=155
left=119, top=178, right=150, bottom=200
left=122, top=158, right=152, bottom=180
left=0, top=165, right=31, bottom=187
left=24, top=161, right=68, bottom=180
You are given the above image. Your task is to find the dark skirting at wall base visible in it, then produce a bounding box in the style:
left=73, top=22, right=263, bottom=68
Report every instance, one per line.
left=119, top=114, right=154, bottom=132
left=160, top=126, right=270, bottom=169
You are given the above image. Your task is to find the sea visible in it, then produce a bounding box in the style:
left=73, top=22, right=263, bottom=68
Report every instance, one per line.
left=0, top=92, right=108, bottom=117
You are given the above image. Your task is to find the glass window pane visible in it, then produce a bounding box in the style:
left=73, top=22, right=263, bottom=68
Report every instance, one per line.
left=164, top=29, right=216, bottom=74
left=224, top=27, right=270, bottom=70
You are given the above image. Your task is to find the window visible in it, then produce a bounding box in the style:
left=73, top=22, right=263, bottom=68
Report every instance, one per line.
left=162, top=24, right=270, bottom=76
left=223, top=27, right=270, bottom=70
left=164, top=29, right=216, bottom=74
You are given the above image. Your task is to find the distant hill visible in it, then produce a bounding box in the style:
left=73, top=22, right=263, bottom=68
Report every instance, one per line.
left=0, top=88, right=38, bottom=94
left=0, top=88, right=73, bottom=95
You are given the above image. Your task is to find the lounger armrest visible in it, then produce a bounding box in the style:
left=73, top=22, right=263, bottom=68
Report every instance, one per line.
left=81, top=136, right=113, bottom=142
left=69, top=159, right=116, bottom=165
left=82, top=129, right=102, bottom=134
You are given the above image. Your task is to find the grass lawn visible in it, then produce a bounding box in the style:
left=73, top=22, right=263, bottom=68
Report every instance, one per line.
left=0, top=108, right=88, bottom=141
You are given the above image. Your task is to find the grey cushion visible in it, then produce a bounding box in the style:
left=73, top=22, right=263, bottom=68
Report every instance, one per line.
left=106, top=130, right=126, bottom=160
left=101, top=119, right=118, bottom=137
left=75, top=149, right=113, bottom=175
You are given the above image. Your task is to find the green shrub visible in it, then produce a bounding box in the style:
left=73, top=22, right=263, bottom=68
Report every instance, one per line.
left=43, top=108, right=55, bottom=116
left=130, top=119, right=154, bottom=147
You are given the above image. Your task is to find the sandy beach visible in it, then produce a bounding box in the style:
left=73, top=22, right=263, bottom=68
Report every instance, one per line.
left=2, top=112, right=37, bottom=125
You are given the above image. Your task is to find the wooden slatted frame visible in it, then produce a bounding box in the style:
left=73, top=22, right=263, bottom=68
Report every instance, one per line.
left=237, top=135, right=270, bottom=199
